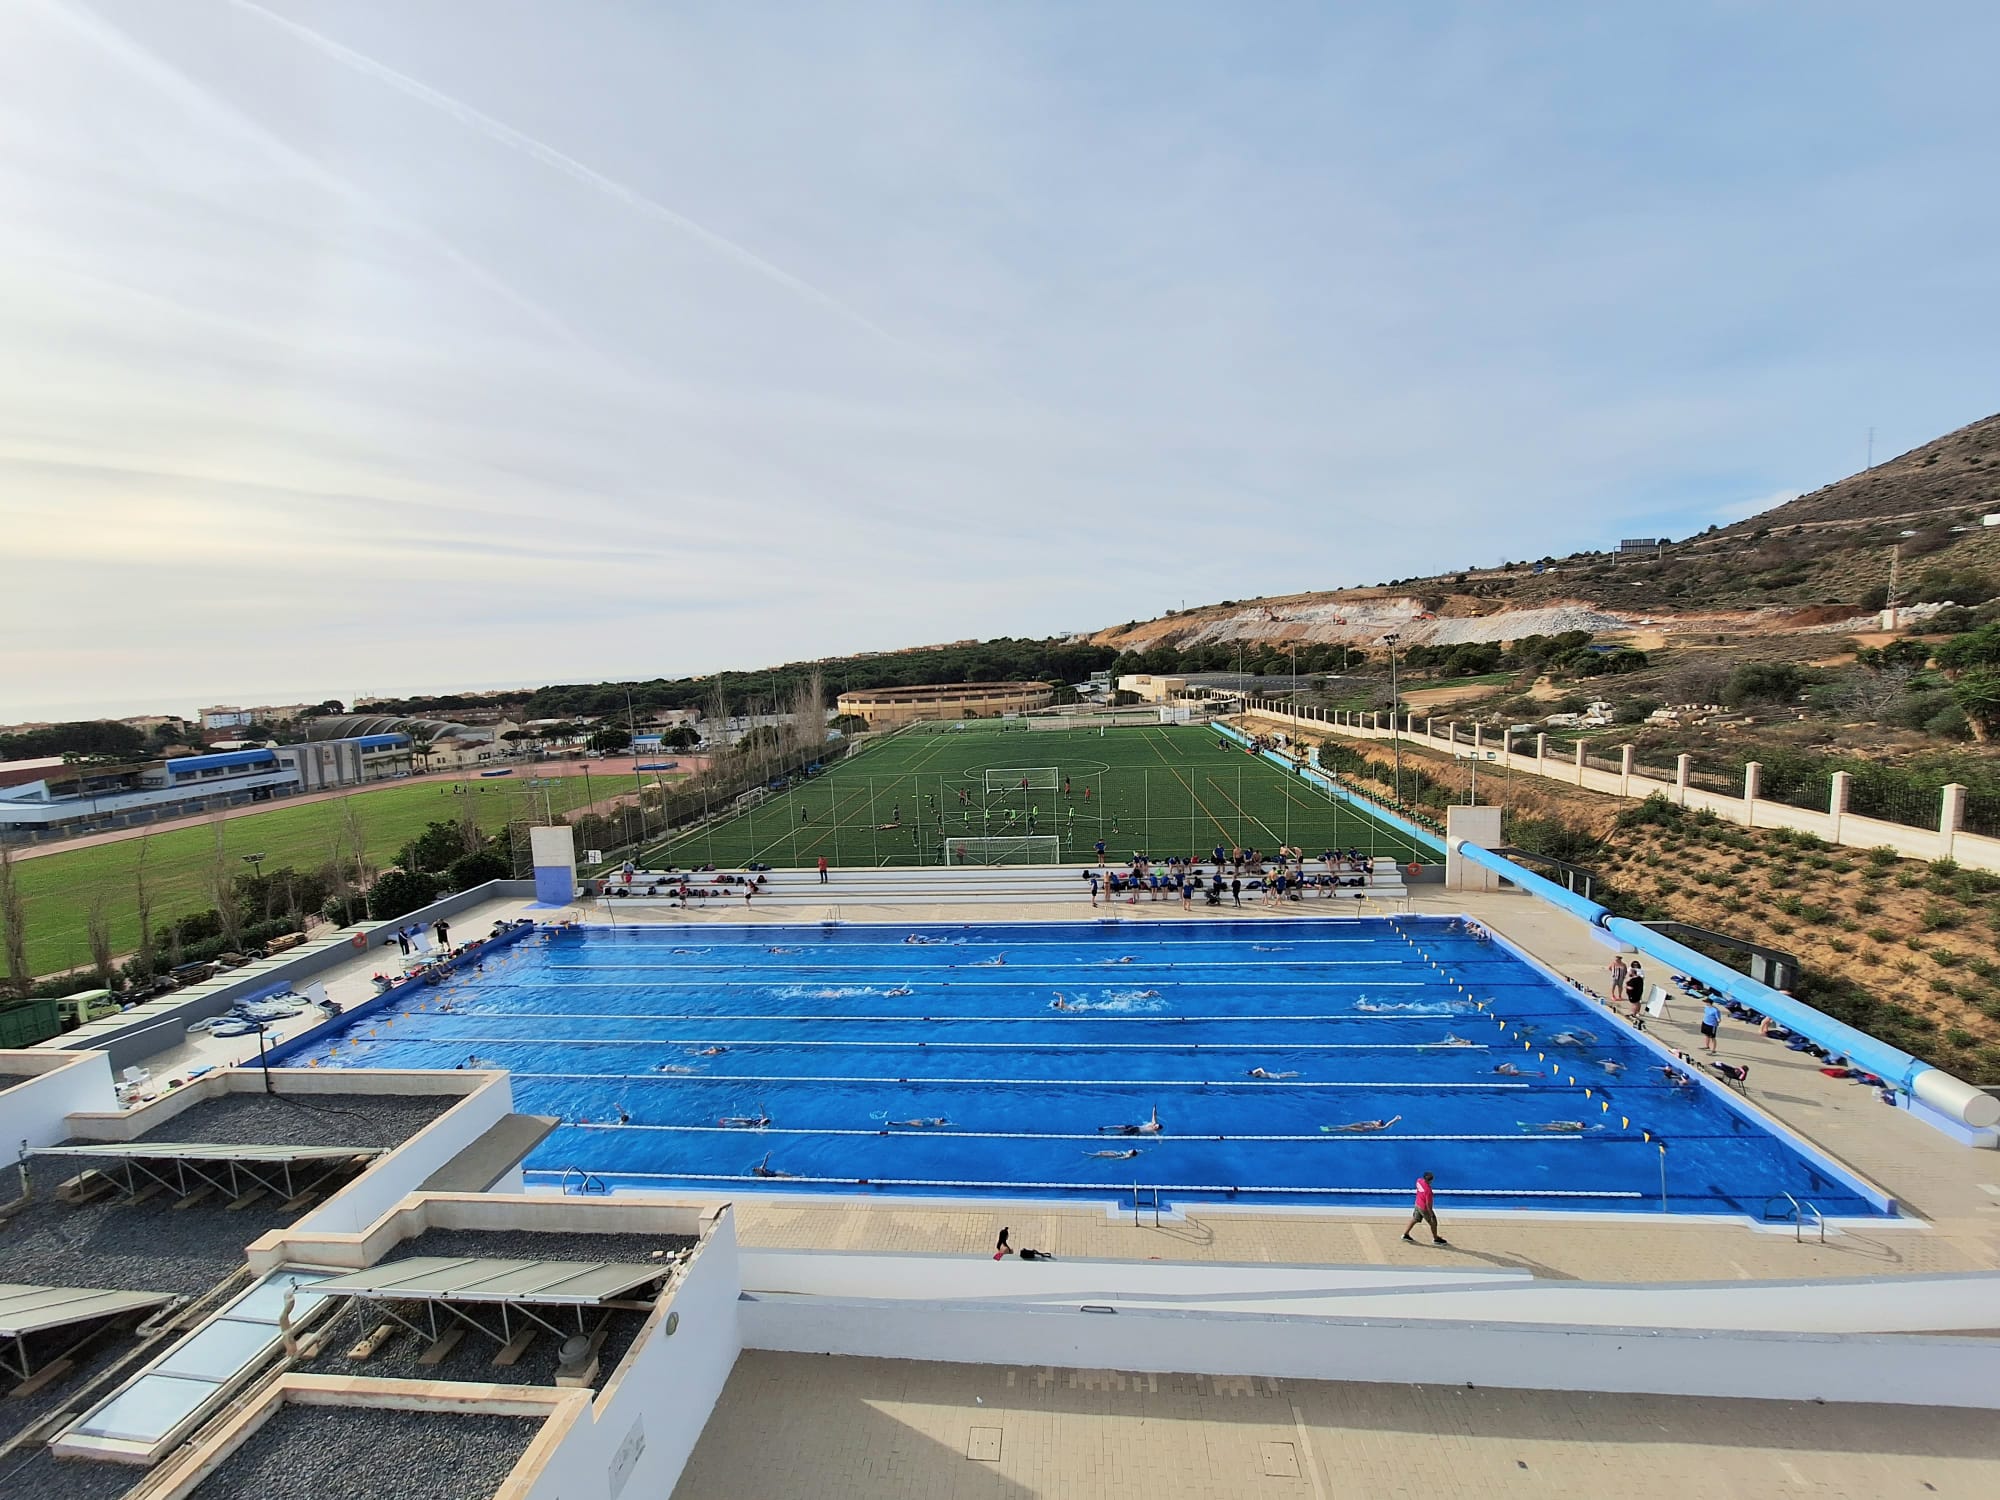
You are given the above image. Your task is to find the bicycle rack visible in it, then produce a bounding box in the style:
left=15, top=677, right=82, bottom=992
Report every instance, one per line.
left=559, top=1164, right=611, bottom=1197
left=1132, top=1185, right=1161, bottom=1228
left=1762, top=1193, right=1825, bottom=1243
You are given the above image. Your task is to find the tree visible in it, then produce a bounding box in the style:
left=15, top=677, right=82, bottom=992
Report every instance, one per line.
left=586, top=726, right=632, bottom=753
left=366, top=868, right=442, bottom=921
left=86, top=890, right=115, bottom=989
left=1949, top=669, right=2000, bottom=743
left=0, top=843, right=28, bottom=996
left=406, top=728, right=437, bottom=772
left=133, top=836, right=156, bottom=978
left=662, top=724, right=701, bottom=750
left=399, top=820, right=475, bottom=874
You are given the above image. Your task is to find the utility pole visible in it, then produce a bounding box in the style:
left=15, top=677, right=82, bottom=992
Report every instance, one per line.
left=1383, top=633, right=1403, bottom=807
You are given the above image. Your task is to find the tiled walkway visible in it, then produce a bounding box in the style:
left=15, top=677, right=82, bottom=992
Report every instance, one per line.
left=672, top=1351, right=2000, bottom=1500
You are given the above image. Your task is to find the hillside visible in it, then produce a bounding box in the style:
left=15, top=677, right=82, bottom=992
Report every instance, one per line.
left=1090, top=410, right=2000, bottom=657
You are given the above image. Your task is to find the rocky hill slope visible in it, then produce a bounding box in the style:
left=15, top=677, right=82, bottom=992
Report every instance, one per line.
left=1090, top=410, right=2000, bottom=656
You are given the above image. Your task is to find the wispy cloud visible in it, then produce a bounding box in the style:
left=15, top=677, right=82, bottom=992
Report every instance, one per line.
left=3, top=2, right=1998, bottom=719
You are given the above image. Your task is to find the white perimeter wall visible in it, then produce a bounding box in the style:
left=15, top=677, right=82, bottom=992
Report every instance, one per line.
left=292, top=1073, right=516, bottom=1236
left=520, top=1208, right=745, bottom=1500
left=0, top=1050, right=117, bottom=1163
left=741, top=1294, right=2000, bottom=1409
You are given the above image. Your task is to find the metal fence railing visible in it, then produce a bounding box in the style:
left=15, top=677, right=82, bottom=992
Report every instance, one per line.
left=1849, top=778, right=1945, bottom=831
left=1760, top=770, right=1833, bottom=815
left=1959, top=790, right=2000, bottom=839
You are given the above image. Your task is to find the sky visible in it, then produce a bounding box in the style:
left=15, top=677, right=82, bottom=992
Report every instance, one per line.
left=3, top=1, right=1998, bottom=721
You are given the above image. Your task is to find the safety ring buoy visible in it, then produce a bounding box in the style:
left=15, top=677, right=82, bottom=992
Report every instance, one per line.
left=350, top=932, right=368, bottom=950
left=1407, top=861, right=1422, bottom=877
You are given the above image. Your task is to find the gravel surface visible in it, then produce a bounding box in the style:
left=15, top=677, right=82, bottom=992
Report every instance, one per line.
left=298, top=1307, right=651, bottom=1390
left=381, top=1227, right=696, bottom=1266
left=0, top=1448, right=144, bottom=1500
left=192, top=1406, right=539, bottom=1500
left=130, top=1092, right=456, bottom=1149
left=1, top=1153, right=287, bottom=1294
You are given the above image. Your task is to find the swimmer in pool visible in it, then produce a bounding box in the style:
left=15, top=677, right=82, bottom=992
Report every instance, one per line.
left=1322, top=1115, right=1402, bottom=1133
left=1435, top=1034, right=1478, bottom=1047
left=1492, top=1063, right=1544, bottom=1077
left=656, top=1063, right=697, bottom=1075
left=891, top=1117, right=951, bottom=1128
left=690, top=1045, right=728, bottom=1057
left=1547, top=1030, right=1597, bottom=1046
left=1596, top=1058, right=1626, bottom=1074
left=1101, top=956, right=1136, bottom=965
left=1050, top=992, right=1073, bottom=1010
left=883, top=986, right=912, bottom=997
left=751, top=1152, right=793, bottom=1178
left=1086, top=1148, right=1142, bottom=1160
left=1247, top=1067, right=1300, bottom=1079
left=719, top=1112, right=772, bottom=1129
left=614, top=1106, right=631, bottom=1125
left=1097, top=1107, right=1163, bottom=1137
left=766, top=946, right=797, bottom=954
left=1522, top=1120, right=1589, bottom=1133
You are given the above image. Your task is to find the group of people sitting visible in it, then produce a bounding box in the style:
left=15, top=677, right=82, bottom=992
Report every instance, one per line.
left=600, top=867, right=770, bottom=903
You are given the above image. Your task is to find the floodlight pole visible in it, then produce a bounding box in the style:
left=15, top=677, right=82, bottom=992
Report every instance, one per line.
left=1383, top=634, right=1404, bottom=807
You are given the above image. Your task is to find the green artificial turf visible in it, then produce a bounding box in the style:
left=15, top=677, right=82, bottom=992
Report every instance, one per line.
left=645, top=723, right=1431, bottom=871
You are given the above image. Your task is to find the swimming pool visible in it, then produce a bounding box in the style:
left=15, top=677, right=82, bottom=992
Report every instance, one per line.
left=287, top=918, right=1891, bottom=1218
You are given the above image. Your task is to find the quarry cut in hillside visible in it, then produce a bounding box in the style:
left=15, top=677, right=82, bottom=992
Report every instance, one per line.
left=1089, top=596, right=1878, bottom=655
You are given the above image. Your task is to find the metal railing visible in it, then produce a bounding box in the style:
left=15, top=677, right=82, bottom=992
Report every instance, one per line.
left=558, top=1164, right=611, bottom=1196
left=1131, top=1184, right=1162, bottom=1227
left=1762, top=1192, right=1826, bottom=1243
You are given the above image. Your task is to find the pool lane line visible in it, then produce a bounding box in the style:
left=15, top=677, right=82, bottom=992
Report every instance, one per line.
left=394, top=1016, right=1504, bottom=1032
left=500, top=1072, right=1522, bottom=1087
left=388, top=1035, right=1509, bottom=1051
left=538, top=960, right=1420, bottom=972
left=522, top=1168, right=1642, bottom=1200
left=574, top=1124, right=1606, bottom=1143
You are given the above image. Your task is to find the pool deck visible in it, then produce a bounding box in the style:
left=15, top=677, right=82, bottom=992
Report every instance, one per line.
left=672, top=1350, right=2000, bottom=1500
left=233, top=885, right=2000, bottom=1289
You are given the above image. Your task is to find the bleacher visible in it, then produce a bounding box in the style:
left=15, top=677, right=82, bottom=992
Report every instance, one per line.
left=591, top=859, right=1408, bottom=910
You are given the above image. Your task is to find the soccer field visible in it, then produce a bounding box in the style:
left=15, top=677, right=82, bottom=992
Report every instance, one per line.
left=10, top=775, right=616, bottom=978
left=646, top=724, right=1431, bottom=870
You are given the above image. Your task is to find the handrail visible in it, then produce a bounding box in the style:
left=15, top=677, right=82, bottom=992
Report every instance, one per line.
left=559, top=1164, right=610, bottom=1196
left=1762, top=1192, right=1826, bottom=1243
left=1131, top=1184, right=1161, bottom=1228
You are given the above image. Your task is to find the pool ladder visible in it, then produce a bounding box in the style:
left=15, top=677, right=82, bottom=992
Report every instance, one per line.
left=1131, top=1184, right=1162, bottom=1228
left=558, top=1164, right=611, bottom=1196
left=1762, top=1193, right=1825, bottom=1243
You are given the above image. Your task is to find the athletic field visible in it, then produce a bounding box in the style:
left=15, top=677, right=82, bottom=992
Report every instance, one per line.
left=646, top=724, right=1430, bottom=870
left=10, top=775, right=621, bottom=978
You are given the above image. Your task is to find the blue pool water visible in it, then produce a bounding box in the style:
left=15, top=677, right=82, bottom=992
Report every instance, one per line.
left=287, top=918, right=1890, bottom=1217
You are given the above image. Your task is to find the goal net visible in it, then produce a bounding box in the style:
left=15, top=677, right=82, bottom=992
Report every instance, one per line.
left=944, top=835, right=1060, bottom=866
left=984, top=766, right=1058, bottom=793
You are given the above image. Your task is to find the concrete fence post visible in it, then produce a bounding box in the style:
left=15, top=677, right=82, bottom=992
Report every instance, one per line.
left=1941, top=783, right=1966, bottom=860
left=1474, top=722, right=1484, bottom=753
left=1573, top=740, right=1586, bottom=787
left=1535, top=733, right=1547, bottom=773
left=1426, top=717, right=1435, bottom=740
left=1676, top=753, right=1692, bottom=808
left=1744, top=762, right=1761, bottom=830
left=1619, top=744, right=1634, bottom=797
left=1829, top=770, right=1851, bottom=842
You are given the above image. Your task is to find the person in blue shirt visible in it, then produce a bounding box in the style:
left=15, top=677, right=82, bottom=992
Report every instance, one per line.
left=1700, top=1000, right=1722, bottom=1054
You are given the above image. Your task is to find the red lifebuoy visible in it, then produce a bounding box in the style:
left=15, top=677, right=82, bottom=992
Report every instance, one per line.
left=350, top=932, right=368, bottom=950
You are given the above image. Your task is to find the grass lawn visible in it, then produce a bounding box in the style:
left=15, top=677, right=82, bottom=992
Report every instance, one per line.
left=646, top=723, right=1431, bottom=870
left=11, top=775, right=617, bottom=979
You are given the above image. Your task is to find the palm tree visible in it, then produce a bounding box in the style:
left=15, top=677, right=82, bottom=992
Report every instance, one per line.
left=407, top=729, right=436, bottom=773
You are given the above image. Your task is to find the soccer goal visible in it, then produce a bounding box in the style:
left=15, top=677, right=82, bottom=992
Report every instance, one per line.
left=944, top=835, right=1060, bottom=866
left=984, top=766, right=1059, bottom=793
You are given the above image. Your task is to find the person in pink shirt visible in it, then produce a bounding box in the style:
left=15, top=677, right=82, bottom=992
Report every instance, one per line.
left=1402, top=1171, right=1447, bottom=1245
